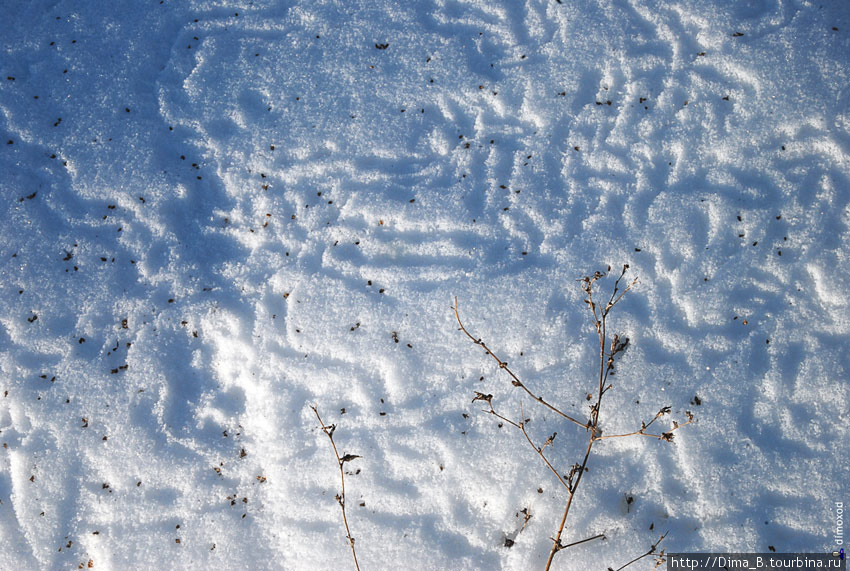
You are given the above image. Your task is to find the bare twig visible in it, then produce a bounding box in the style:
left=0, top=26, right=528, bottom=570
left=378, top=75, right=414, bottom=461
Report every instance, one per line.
left=544, top=436, right=593, bottom=569
left=311, top=405, right=362, bottom=571
left=520, top=508, right=533, bottom=532
left=562, top=533, right=605, bottom=549
left=544, top=269, right=633, bottom=569
left=479, top=402, right=570, bottom=491
left=595, top=410, right=696, bottom=442
left=614, top=532, right=667, bottom=571
left=455, top=266, right=693, bottom=571
left=517, top=404, right=573, bottom=493
left=454, top=299, right=587, bottom=429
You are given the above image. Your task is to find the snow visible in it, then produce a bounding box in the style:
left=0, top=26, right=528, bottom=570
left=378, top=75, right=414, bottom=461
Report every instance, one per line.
left=1, top=0, right=848, bottom=569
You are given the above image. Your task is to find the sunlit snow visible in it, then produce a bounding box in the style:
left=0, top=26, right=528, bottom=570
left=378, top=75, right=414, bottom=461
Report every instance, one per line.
left=1, top=1, right=848, bottom=569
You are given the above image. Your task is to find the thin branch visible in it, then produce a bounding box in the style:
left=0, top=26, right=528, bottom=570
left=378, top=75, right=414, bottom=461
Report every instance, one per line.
left=519, top=508, right=533, bottom=533
left=595, top=410, right=696, bottom=442
left=594, top=430, right=673, bottom=441
left=454, top=298, right=587, bottom=429
left=544, top=436, right=594, bottom=570
left=562, top=533, right=605, bottom=549
left=519, top=424, right=571, bottom=492
left=595, top=416, right=696, bottom=442
left=311, top=405, right=362, bottom=571
left=546, top=270, right=634, bottom=570
left=614, top=532, right=667, bottom=571
left=454, top=267, right=690, bottom=571
left=484, top=404, right=571, bottom=492
left=605, top=265, right=638, bottom=316
left=484, top=406, right=522, bottom=430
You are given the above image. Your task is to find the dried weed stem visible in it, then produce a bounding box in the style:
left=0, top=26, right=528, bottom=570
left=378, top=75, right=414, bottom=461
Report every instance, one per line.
left=455, top=266, right=693, bottom=571
left=311, top=405, right=362, bottom=571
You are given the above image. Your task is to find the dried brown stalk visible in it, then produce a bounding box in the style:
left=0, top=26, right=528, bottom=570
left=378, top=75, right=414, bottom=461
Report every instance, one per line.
left=454, top=266, right=693, bottom=571
left=612, top=532, right=668, bottom=571
left=455, top=301, right=587, bottom=429
left=311, top=405, right=362, bottom=571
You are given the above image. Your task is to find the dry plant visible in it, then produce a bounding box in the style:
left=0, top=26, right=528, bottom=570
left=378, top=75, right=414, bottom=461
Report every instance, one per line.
left=311, top=404, right=362, bottom=571
left=454, top=265, right=694, bottom=571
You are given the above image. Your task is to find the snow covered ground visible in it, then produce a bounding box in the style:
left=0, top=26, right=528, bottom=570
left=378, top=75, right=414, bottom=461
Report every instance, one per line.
left=1, top=0, right=848, bottom=569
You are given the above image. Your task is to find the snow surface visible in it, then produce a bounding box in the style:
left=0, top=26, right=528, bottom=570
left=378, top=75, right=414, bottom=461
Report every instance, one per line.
left=1, top=0, right=848, bottom=569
